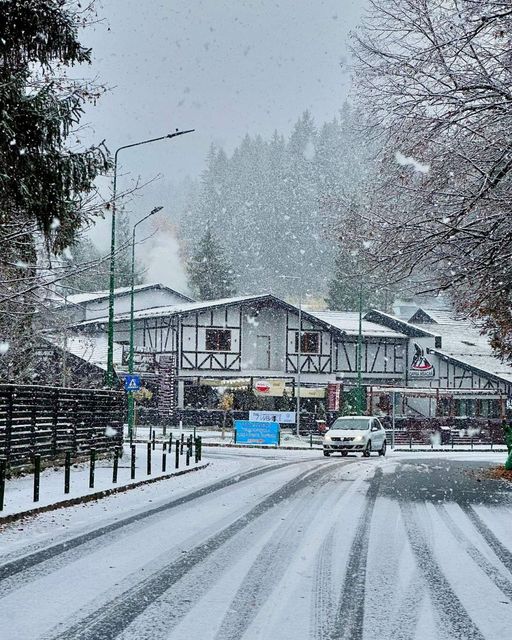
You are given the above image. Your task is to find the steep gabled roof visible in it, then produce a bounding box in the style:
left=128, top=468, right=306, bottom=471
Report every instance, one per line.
left=61, top=283, right=193, bottom=306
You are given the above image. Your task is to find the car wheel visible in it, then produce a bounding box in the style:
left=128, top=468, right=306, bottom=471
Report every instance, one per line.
left=341, top=451, right=348, bottom=457
left=379, top=440, right=387, bottom=456
left=363, top=441, right=371, bottom=457
left=323, top=451, right=330, bottom=457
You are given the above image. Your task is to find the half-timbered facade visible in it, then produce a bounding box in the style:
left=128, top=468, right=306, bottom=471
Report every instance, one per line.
left=70, top=289, right=512, bottom=418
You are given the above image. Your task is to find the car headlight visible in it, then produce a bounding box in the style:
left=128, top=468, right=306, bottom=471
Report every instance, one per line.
left=353, top=436, right=364, bottom=442
left=324, top=433, right=331, bottom=441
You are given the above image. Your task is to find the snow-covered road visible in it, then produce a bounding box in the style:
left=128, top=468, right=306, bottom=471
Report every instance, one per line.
left=1, top=449, right=511, bottom=639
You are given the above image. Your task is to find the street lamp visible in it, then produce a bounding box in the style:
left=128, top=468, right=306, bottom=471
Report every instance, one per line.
left=127, top=206, right=163, bottom=437
left=105, top=129, right=195, bottom=387
left=279, top=275, right=303, bottom=437
left=355, top=281, right=364, bottom=414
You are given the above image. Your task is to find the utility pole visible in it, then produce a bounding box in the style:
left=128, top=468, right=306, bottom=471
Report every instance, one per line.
left=356, top=281, right=364, bottom=414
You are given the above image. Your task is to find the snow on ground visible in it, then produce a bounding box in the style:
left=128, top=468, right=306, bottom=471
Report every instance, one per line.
left=0, top=448, right=511, bottom=639
left=0, top=442, right=204, bottom=518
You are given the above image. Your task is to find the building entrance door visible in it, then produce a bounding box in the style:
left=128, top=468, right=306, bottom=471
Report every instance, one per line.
left=256, top=335, right=271, bottom=369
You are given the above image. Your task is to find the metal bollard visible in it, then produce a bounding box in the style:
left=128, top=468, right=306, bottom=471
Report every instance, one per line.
left=112, top=448, right=119, bottom=483
left=310, top=433, right=313, bottom=449
left=131, top=444, right=136, bottom=480
left=163, top=424, right=167, bottom=437
left=89, top=449, right=96, bottom=489
left=162, top=450, right=167, bottom=473
left=64, top=451, right=71, bottom=494
left=451, top=435, right=454, bottom=449
left=186, top=446, right=190, bottom=466
left=169, top=433, right=173, bottom=453
left=0, top=459, right=6, bottom=511
left=33, top=454, right=41, bottom=502
left=163, top=440, right=167, bottom=452
left=198, top=436, right=202, bottom=462
left=409, top=436, right=412, bottom=450
left=147, top=442, right=152, bottom=475
left=193, top=426, right=196, bottom=440
left=180, top=435, right=184, bottom=455
left=152, top=429, right=156, bottom=451
left=175, top=438, right=180, bottom=469
left=194, top=437, right=199, bottom=463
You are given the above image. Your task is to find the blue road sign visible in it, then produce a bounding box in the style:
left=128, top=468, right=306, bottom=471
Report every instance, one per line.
left=124, top=375, right=141, bottom=392
left=235, top=420, right=280, bottom=445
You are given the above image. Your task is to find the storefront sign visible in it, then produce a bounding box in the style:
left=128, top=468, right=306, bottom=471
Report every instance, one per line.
left=254, top=379, right=286, bottom=396
left=410, top=342, right=435, bottom=378
left=249, top=411, right=296, bottom=424
left=235, top=420, right=280, bottom=445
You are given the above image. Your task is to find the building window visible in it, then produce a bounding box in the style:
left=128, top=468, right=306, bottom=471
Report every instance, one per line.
left=206, top=329, right=231, bottom=351
left=295, top=331, right=320, bottom=354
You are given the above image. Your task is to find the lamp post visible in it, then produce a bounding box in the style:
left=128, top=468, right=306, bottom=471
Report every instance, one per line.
left=355, top=281, right=364, bottom=414
left=105, top=129, right=195, bottom=387
left=127, top=206, right=163, bottom=438
left=279, top=275, right=303, bottom=437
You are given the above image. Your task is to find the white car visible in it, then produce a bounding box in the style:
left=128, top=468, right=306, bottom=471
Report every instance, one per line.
left=323, top=416, right=387, bottom=457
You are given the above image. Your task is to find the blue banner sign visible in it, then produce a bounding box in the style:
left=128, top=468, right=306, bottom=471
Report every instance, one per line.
left=235, top=420, right=280, bottom=445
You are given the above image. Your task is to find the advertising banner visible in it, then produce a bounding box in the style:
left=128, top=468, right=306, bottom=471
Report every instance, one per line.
left=234, top=420, right=280, bottom=445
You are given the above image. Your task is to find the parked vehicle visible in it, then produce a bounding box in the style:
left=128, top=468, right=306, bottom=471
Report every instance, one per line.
left=323, top=416, right=387, bottom=457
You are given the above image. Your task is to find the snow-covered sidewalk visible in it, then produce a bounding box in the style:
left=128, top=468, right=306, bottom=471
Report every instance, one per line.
left=0, top=441, right=205, bottom=518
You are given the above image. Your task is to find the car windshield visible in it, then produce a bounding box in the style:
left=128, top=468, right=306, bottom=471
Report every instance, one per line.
left=331, top=418, right=370, bottom=431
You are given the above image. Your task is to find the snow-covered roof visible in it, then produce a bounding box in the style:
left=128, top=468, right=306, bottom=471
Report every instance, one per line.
left=423, top=323, right=512, bottom=383
left=44, top=334, right=123, bottom=371
left=74, top=294, right=273, bottom=325
left=407, top=307, right=461, bottom=325
left=62, top=283, right=193, bottom=306
left=310, top=311, right=407, bottom=339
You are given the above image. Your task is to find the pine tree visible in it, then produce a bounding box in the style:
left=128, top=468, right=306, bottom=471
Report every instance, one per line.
left=0, top=1, right=109, bottom=380
left=187, top=225, right=236, bottom=300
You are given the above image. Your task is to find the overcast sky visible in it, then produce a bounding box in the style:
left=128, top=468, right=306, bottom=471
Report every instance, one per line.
left=80, top=0, right=366, bottom=283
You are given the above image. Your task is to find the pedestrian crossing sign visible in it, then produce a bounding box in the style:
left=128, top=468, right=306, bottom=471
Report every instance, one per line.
left=124, top=375, right=141, bottom=392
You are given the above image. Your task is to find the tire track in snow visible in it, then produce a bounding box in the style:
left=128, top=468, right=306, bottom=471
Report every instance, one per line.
left=461, top=505, right=512, bottom=573
left=327, top=466, right=382, bottom=640
left=312, top=527, right=335, bottom=640
left=400, top=503, right=486, bottom=640
left=211, top=475, right=337, bottom=640
left=435, top=505, right=512, bottom=601
left=0, top=459, right=304, bottom=590
left=46, top=463, right=339, bottom=640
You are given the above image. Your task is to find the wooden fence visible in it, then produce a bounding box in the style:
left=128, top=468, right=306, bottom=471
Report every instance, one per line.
left=0, top=384, right=124, bottom=468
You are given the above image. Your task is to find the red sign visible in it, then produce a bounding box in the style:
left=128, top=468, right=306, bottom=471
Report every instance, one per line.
left=327, top=383, right=341, bottom=411
left=255, top=380, right=271, bottom=393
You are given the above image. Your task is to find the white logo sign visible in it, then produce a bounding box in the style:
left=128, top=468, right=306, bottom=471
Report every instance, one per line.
left=249, top=411, right=296, bottom=424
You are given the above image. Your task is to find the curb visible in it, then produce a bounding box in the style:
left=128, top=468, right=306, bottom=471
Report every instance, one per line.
left=0, top=463, right=209, bottom=526
left=392, top=448, right=506, bottom=453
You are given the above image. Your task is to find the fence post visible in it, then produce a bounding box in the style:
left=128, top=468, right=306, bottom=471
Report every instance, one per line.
left=180, top=433, right=184, bottom=454
left=169, top=432, right=173, bottom=453
left=194, top=437, right=199, bottom=463
left=33, top=454, right=41, bottom=502
left=89, top=449, right=96, bottom=489
left=186, top=444, right=190, bottom=466
left=51, top=389, right=59, bottom=458
left=0, top=459, right=6, bottom=511
left=162, top=448, right=167, bottom=473
left=152, top=429, right=156, bottom=451
left=147, top=442, right=152, bottom=475
left=131, top=444, right=136, bottom=480
left=175, top=439, right=180, bottom=469
left=112, top=448, right=119, bottom=483
left=310, top=433, right=313, bottom=449
left=64, top=451, right=71, bottom=494
left=198, top=436, right=202, bottom=462
left=5, top=389, right=13, bottom=466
